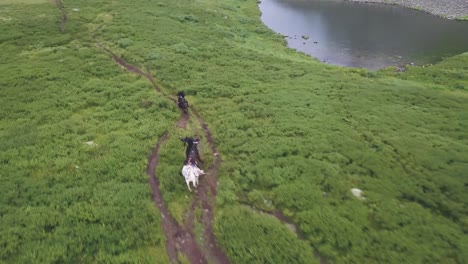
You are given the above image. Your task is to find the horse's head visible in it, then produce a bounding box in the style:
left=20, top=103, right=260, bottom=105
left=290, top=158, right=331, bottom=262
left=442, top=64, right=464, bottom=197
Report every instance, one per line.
left=182, top=137, right=200, bottom=146
left=180, top=137, right=194, bottom=146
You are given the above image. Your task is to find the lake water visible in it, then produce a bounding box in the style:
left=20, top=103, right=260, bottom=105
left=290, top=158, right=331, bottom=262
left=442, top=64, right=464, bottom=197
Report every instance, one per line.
left=259, top=0, right=468, bottom=69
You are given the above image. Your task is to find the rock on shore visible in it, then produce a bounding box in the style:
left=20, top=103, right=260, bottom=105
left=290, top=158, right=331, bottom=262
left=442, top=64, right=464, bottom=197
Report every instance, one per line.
left=345, top=0, right=468, bottom=19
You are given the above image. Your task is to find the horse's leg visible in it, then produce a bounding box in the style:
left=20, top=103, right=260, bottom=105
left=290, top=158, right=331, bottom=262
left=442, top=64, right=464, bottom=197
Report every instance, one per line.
left=186, top=180, right=192, bottom=192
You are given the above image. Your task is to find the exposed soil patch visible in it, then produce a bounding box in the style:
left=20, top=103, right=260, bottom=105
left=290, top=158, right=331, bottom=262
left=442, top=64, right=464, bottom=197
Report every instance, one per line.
left=147, top=133, right=178, bottom=261
left=177, top=113, right=189, bottom=129
left=55, top=0, right=67, bottom=32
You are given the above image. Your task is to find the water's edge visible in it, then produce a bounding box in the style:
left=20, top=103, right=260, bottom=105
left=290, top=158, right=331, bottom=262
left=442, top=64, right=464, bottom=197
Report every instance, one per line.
left=344, top=0, right=468, bottom=20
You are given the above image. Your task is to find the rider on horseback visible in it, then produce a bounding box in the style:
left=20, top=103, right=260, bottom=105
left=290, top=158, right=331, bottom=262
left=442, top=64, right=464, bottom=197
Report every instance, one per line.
left=177, top=91, right=189, bottom=113
left=181, top=136, right=202, bottom=165
left=180, top=136, right=204, bottom=191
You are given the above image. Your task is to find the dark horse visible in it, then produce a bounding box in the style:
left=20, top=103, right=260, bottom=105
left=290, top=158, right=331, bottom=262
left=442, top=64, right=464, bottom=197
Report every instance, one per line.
left=181, top=137, right=203, bottom=165
left=177, top=91, right=189, bottom=114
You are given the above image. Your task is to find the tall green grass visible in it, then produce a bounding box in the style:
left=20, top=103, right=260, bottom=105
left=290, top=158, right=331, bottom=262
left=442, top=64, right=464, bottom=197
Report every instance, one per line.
left=0, top=3, right=175, bottom=263
left=1, top=0, right=467, bottom=263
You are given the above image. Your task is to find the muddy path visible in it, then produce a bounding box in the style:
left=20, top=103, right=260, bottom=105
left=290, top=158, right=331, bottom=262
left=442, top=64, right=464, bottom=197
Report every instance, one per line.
left=188, top=108, right=230, bottom=264
left=108, top=50, right=208, bottom=263
left=177, top=113, right=189, bottom=129
left=95, top=40, right=228, bottom=263
left=55, top=0, right=67, bottom=32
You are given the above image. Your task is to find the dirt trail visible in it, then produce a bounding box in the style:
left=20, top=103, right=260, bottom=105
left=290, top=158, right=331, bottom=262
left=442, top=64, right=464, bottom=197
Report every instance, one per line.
left=55, top=0, right=67, bottom=32
left=177, top=113, right=189, bottom=129
left=95, top=41, right=229, bottom=263
left=112, top=54, right=163, bottom=94
left=109, top=52, right=208, bottom=263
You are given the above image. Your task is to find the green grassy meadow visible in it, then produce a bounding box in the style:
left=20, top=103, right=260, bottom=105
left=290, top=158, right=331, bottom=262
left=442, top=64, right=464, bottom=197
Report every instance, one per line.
left=1, top=0, right=467, bottom=263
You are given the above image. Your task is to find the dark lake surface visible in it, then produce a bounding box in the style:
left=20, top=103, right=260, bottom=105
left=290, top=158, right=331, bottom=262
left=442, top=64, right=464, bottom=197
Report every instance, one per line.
left=259, top=0, right=468, bottom=69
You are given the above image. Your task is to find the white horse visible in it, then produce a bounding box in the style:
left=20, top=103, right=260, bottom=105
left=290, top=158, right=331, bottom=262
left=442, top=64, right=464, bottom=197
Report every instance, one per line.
left=181, top=164, right=205, bottom=191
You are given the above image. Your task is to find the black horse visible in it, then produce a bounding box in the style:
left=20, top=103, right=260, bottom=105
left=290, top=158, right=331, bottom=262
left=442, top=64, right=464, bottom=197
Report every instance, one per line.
left=177, top=91, right=189, bottom=114
left=181, top=137, right=203, bottom=165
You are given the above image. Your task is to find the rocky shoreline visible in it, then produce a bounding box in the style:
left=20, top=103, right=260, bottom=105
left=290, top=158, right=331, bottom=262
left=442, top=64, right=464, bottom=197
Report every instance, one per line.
left=345, top=0, right=468, bottom=19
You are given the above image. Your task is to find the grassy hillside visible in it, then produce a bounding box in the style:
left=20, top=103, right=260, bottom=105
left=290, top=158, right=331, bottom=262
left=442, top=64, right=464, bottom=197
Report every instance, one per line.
left=1, top=0, right=467, bottom=263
